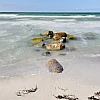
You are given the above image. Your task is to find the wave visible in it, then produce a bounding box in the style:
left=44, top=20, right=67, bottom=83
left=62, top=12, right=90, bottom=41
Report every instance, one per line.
left=16, top=15, right=96, bottom=18
left=0, top=14, right=96, bottom=18
left=54, top=19, right=76, bottom=22
left=84, top=54, right=100, bottom=58
left=0, top=14, right=18, bottom=17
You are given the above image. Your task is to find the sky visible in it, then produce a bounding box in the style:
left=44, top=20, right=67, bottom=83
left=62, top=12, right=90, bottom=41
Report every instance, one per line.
left=0, top=0, right=100, bottom=12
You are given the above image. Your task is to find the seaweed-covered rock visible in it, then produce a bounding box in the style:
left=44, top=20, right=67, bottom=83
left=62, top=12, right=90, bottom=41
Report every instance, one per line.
left=46, top=42, right=65, bottom=51
left=53, top=32, right=67, bottom=40
left=44, top=30, right=53, bottom=36
left=31, top=42, right=45, bottom=47
left=46, top=59, right=63, bottom=73
left=30, top=38, right=45, bottom=47
left=67, top=34, right=77, bottom=40
left=30, top=38, right=43, bottom=43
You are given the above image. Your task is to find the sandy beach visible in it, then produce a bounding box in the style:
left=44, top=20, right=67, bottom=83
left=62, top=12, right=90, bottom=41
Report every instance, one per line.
left=0, top=57, right=100, bottom=100
left=0, top=74, right=99, bottom=100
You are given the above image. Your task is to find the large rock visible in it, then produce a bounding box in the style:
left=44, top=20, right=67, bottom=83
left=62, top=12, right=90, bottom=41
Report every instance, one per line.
left=53, top=32, right=67, bottom=40
left=46, top=42, right=65, bottom=51
left=46, top=59, right=63, bottom=73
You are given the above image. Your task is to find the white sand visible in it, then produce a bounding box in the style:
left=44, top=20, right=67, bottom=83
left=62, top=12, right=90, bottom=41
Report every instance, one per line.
left=0, top=74, right=100, bottom=100
left=0, top=57, right=100, bottom=100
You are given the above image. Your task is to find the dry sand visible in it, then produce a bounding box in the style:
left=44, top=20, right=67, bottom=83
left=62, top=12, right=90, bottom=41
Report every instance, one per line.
left=0, top=74, right=100, bottom=100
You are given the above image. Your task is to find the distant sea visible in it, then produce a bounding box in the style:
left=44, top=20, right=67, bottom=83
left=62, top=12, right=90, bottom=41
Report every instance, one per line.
left=0, top=12, right=100, bottom=77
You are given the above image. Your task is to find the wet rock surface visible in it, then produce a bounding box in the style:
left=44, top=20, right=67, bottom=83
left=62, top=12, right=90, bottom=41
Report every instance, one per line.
left=46, top=59, right=63, bottom=73
left=46, top=42, right=65, bottom=51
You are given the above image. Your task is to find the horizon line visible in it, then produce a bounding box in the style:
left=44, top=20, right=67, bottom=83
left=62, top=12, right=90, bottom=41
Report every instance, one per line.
left=0, top=11, right=100, bottom=13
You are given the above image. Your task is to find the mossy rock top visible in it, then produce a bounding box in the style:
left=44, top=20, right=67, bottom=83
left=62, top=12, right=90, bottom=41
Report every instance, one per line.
left=40, top=30, right=54, bottom=39
left=30, top=38, right=43, bottom=43
left=31, top=42, right=45, bottom=47
left=44, top=30, right=54, bottom=36
left=67, top=34, right=77, bottom=40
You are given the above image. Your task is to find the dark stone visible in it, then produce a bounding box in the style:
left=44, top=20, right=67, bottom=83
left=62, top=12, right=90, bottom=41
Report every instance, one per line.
left=60, top=37, right=66, bottom=43
left=34, top=49, right=40, bottom=52
left=59, top=53, right=66, bottom=56
left=46, top=59, right=63, bottom=73
left=42, top=51, right=51, bottom=56
left=44, top=30, right=54, bottom=38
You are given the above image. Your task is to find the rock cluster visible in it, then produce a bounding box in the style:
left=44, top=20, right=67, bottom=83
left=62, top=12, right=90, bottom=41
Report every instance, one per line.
left=30, top=30, right=77, bottom=50
left=30, top=30, right=78, bottom=73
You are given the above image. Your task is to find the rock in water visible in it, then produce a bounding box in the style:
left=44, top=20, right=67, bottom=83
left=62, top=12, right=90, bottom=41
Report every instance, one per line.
left=30, top=38, right=43, bottom=43
left=42, top=51, right=51, bottom=56
left=46, top=42, right=65, bottom=51
left=53, top=32, right=67, bottom=40
left=44, top=30, right=54, bottom=38
left=46, top=59, right=63, bottom=73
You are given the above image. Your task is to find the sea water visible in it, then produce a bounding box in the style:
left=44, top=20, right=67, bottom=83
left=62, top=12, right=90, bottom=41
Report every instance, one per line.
left=0, top=12, right=100, bottom=78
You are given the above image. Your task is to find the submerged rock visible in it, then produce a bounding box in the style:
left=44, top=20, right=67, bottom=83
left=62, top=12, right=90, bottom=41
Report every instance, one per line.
left=34, top=49, right=40, bottom=52
left=65, top=47, right=76, bottom=52
left=42, top=51, right=51, bottom=56
left=46, top=59, right=63, bottom=73
left=83, top=33, right=96, bottom=40
left=58, top=53, right=66, bottom=56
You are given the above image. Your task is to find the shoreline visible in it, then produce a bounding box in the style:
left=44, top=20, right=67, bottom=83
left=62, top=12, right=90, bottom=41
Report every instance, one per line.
left=0, top=73, right=100, bottom=100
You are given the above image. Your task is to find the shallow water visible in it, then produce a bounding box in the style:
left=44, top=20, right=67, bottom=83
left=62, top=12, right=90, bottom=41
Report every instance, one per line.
left=0, top=12, right=100, bottom=77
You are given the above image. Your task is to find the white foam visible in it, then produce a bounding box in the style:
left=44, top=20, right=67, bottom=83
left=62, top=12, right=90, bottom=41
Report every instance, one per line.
left=84, top=54, right=100, bottom=58
left=54, top=19, right=76, bottom=22
left=0, top=14, right=18, bottom=18
left=16, top=15, right=96, bottom=18
left=90, top=54, right=100, bottom=57
left=0, top=14, right=96, bottom=18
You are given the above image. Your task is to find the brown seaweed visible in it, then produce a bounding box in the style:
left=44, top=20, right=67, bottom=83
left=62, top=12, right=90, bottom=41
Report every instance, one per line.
left=16, top=85, right=37, bottom=96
